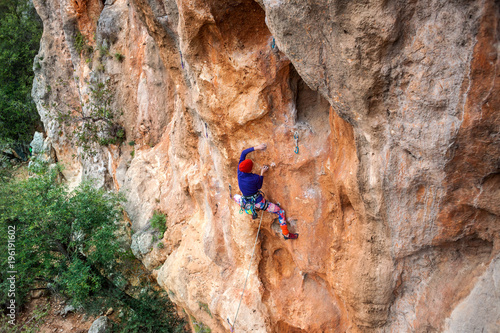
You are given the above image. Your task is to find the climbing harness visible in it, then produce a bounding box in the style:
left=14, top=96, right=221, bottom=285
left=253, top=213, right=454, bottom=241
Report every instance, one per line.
left=239, top=191, right=268, bottom=219
left=294, top=131, right=299, bottom=154
left=228, top=211, right=264, bottom=333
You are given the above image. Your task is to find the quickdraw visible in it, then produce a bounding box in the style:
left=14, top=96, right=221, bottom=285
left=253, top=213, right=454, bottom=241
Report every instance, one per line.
left=294, top=131, right=299, bottom=154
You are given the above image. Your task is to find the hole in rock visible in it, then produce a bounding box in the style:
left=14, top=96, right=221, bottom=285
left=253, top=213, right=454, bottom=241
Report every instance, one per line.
left=272, top=248, right=295, bottom=278
left=207, top=0, right=269, bottom=50
left=258, top=233, right=296, bottom=289
left=289, top=65, right=331, bottom=137
left=274, top=321, right=306, bottom=333
left=339, top=186, right=357, bottom=231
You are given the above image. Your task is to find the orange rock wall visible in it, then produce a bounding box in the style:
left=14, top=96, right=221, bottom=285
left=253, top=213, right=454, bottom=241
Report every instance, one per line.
left=32, top=0, right=500, bottom=332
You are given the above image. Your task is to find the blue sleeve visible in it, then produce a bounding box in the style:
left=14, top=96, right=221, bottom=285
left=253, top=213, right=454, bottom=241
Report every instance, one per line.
left=257, top=175, right=264, bottom=189
left=239, top=147, right=255, bottom=163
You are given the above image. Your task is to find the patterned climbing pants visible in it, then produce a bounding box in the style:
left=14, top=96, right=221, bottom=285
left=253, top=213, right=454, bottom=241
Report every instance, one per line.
left=232, top=194, right=286, bottom=227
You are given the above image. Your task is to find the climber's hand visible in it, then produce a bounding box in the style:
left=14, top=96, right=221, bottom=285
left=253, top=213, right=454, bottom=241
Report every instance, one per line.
left=255, top=143, right=267, bottom=151
left=260, top=165, right=269, bottom=175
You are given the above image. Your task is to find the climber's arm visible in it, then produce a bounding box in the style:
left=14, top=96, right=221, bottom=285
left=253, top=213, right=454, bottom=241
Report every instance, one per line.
left=257, top=175, right=264, bottom=189
left=239, top=147, right=255, bottom=163
left=239, top=143, right=267, bottom=162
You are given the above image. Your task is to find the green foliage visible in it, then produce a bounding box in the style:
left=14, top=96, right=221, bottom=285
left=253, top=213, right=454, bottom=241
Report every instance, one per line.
left=0, top=147, right=13, bottom=182
left=128, top=141, right=135, bottom=146
left=111, top=286, right=186, bottom=333
left=0, top=0, right=43, bottom=145
left=55, top=80, right=125, bottom=158
left=0, top=163, right=124, bottom=308
left=150, top=210, right=167, bottom=237
left=74, top=31, right=93, bottom=56
left=74, top=31, right=86, bottom=54
left=0, top=164, right=186, bottom=331
left=198, top=302, right=212, bottom=318
left=98, top=43, right=110, bottom=58
left=114, top=52, right=125, bottom=62
left=191, top=317, right=211, bottom=333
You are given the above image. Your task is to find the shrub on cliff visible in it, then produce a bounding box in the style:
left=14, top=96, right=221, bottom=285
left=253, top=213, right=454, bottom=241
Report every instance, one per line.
left=0, top=163, right=123, bottom=306
left=0, top=0, right=43, bottom=146
left=0, top=163, right=185, bottom=332
left=55, top=80, right=126, bottom=158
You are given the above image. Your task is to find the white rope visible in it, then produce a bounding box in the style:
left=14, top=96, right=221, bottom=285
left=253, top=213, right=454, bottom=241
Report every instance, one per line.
left=229, top=211, right=264, bottom=333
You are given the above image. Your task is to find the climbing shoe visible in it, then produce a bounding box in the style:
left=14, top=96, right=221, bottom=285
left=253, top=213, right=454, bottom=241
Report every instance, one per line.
left=283, top=233, right=299, bottom=240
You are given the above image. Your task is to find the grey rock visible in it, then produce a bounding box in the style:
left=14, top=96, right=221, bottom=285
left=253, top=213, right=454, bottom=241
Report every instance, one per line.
left=97, top=4, right=125, bottom=45
left=444, top=254, right=500, bottom=332
left=131, top=230, right=154, bottom=258
left=88, top=316, right=110, bottom=333
left=61, top=304, right=75, bottom=317
left=30, top=132, right=45, bottom=154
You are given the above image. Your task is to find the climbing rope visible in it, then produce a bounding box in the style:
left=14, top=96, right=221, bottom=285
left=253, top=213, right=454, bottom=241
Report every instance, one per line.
left=228, top=211, right=264, bottom=333
left=294, top=131, right=299, bottom=154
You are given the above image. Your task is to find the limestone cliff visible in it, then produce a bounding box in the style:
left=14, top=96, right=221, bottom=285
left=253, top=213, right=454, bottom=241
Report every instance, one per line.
left=32, top=0, right=500, bottom=331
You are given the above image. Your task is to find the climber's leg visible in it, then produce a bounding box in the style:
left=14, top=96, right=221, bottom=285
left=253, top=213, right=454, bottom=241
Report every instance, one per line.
left=232, top=194, right=242, bottom=205
left=255, top=199, right=292, bottom=236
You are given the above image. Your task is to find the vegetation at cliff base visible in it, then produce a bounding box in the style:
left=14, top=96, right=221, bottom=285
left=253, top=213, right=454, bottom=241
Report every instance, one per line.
left=0, top=164, right=185, bottom=332
left=0, top=0, right=43, bottom=146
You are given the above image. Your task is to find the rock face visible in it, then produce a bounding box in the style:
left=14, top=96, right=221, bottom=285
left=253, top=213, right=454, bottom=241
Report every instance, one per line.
left=32, top=0, right=500, bottom=331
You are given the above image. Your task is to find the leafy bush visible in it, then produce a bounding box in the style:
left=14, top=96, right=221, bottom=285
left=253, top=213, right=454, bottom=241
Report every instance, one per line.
left=55, top=80, right=126, bottom=157
left=111, top=286, right=186, bottom=333
left=150, top=210, right=167, bottom=237
left=0, top=163, right=124, bottom=307
left=74, top=31, right=93, bottom=56
left=0, top=164, right=185, bottom=331
left=0, top=0, right=43, bottom=146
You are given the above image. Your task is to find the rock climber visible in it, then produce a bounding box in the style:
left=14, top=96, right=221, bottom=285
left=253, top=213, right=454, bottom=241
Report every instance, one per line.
left=231, top=144, right=298, bottom=240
